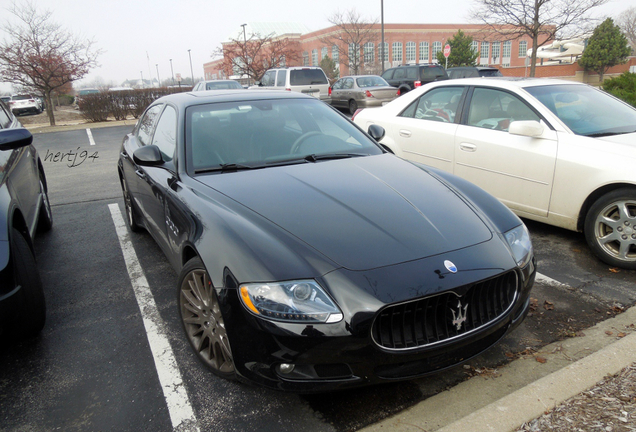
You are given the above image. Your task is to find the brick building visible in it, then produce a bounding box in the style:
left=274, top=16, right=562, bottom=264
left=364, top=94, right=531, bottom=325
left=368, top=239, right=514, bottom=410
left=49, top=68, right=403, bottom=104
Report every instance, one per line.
left=204, top=22, right=539, bottom=80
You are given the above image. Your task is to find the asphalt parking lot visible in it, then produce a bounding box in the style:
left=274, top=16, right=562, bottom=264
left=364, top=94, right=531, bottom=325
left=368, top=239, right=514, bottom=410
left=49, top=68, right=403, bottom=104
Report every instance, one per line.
left=1, top=124, right=635, bottom=432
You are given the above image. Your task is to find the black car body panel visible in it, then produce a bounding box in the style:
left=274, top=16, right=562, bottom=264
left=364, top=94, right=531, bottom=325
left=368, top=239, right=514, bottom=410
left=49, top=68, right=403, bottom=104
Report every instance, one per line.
left=118, top=90, right=535, bottom=392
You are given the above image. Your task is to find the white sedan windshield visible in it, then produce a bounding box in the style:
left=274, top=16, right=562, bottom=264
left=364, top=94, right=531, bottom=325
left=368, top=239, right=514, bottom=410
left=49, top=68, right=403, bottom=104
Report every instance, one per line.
left=526, top=84, right=636, bottom=137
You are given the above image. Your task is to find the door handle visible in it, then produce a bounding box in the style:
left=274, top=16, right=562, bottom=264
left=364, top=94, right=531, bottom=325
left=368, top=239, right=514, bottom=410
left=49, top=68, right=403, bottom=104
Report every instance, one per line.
left=135, top=170, right=145, bottom=179
left=459, top=143, right=477, bottom=152
left=120, top=152, right=129, bottom=159
left=399, top=129, right=411, bottom=138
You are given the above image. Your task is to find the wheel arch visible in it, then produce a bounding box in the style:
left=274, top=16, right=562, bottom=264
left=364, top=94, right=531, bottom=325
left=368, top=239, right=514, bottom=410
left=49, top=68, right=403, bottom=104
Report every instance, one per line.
left=577, top=183, right=636, bottom=231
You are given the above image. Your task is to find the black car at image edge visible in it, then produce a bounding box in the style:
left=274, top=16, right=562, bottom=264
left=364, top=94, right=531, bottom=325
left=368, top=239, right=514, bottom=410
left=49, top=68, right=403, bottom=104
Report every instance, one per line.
left=0, top=100, right=52, bottom=340
left=118, top=89, right=536, bottom=392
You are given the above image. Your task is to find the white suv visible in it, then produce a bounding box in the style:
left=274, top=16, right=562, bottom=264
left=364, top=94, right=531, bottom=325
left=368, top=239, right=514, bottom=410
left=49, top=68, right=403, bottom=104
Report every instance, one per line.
left=253, top=67, right=332, bottom=104
left=8, top=94, right=43, bottom=115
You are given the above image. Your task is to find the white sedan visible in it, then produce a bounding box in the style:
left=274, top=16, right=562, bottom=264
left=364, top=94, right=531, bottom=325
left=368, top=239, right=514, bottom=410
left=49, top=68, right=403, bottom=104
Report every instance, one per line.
left=353, top=78, right=636, bottom=269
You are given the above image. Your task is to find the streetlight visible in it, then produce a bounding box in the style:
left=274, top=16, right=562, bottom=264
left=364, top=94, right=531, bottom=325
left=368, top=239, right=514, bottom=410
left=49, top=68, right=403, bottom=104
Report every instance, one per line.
left=170, top=58, right=175, bottom=84
left=381, top=0, right=385, bottom=73
left=241, top=23, right=247, bottom=44
left=156, top=64, right=160, bottom=87
left=188, top=49, right=194, bottom=87
left=241, top=24, right=248, bottom=85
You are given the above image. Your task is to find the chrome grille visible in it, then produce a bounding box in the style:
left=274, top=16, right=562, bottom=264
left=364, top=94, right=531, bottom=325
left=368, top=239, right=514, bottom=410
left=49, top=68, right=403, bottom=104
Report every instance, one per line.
left=371, top=271, right=518, bottom=350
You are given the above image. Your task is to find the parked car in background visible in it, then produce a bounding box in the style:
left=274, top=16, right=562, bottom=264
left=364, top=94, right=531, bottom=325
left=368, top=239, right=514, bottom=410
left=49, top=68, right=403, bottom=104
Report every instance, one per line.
left=74, top=88, right=99, bottom=107
left=118, top=89, right=535, bottom=392
left=330, top=75, right=398, bottom=114
left=252, top=66, right=332, bottom=104
left=447, top=67, right=503, bottom=79
left=0, top=96, right=10, bottom=104
left=8, top=94, right=43, bottom=115
left=381, top=64, right=448, bottom=95
left=0, top=100, right=52, bottom=340
left=353, top=77, right=636, bottom=269
left=192, top=80, right=244, bottom=91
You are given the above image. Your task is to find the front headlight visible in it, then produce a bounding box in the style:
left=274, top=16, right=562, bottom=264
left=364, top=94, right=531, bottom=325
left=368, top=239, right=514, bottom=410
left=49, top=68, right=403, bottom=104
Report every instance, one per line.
left=504, top=224, right=533, bottom=268
left=239, top=280, right=343, bottom=323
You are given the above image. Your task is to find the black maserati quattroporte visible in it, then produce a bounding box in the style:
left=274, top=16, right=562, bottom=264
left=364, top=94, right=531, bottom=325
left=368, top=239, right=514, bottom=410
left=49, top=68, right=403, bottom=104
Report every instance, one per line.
left=118, top=90, right=535, bottom=392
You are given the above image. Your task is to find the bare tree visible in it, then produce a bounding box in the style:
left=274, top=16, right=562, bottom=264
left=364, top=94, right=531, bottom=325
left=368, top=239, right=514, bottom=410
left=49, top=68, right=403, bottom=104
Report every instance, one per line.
left=617, top=7, right=636, bottom=53
left=215, top=32, right=301, bottom=83
left=0, top=1, right=100, bottom=125
left=320, top=9, right=378, bottom=75
left=471, top=0, right=608, bottom=77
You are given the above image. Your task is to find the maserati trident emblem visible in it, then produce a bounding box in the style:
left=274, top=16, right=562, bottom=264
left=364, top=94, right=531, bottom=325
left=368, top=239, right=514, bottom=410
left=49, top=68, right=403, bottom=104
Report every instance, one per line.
left=451, top=300, right=469, bottom=331
left=444, top=260, right=458, bottom=273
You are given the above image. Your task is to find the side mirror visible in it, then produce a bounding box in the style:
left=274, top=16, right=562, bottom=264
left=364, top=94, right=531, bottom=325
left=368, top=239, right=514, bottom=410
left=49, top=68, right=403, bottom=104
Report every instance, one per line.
left=133, top=145, right=164, bottom=166
left=509, top=120, right=545, bottom=138
left=0, top=128, right=32, bottom=151
left=367, top=124, right=386, bottom=142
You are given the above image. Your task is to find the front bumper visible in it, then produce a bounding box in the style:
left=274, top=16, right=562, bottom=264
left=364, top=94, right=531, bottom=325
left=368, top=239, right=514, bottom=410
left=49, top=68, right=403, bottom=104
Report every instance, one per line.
left=220, top=241, right=536, bottom=393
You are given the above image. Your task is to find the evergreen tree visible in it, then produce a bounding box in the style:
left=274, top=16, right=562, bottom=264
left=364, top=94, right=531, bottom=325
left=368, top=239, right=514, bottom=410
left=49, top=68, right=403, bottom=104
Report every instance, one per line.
left=436, top=30, right=479, bottom=68
left=320, top=56, right=339, bottom=84
left=579, top=18, right=631, bottom=82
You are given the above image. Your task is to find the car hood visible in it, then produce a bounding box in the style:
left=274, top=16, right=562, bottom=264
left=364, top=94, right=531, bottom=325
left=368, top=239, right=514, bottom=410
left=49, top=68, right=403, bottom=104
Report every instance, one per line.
left=598, top=132, right=636, bottom=147
left=196, top=154, right=493, bottom=271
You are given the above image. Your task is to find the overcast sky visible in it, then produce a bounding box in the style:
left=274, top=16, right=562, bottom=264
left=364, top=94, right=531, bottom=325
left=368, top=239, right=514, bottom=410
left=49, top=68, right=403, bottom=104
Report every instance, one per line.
left=0, top=0, right=633, bottom=93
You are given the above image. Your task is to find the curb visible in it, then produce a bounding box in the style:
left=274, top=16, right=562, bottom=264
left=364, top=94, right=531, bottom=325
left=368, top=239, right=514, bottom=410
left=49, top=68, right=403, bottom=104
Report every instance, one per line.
left=361, top=304, right=636, bottom=432
left=25, top=118, right=135, bottom=134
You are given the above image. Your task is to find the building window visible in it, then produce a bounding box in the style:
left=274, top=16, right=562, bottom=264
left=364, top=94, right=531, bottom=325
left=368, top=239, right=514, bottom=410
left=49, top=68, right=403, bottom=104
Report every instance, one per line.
left=432, top=41, right=442, bottom=63
left=321, top=47, right=328, bottom=61
left=332, top=45, right=339, bottom=67
left=419, top=42, right=429, bottom=62
left=392, top=42, right=403, bottom=64
left=406, top=42, right=416, bottom=63
left=303, top=51, right=309, bottom=66
left=481, top=41, right=490, bottom=64
left=312, top=49, right=318, bottom=66
left=519, top=40, right=527, bottom=58
left=471, top=41, right=479, bottom=55
left=491, top=42, right=501, bottom=64
left=503, top=41, right=512, bottom=58
left=349, top=43, right=360, bottom=65
left=364, top=42, right=375, bottom=64
left=379, top=42, right=389, bottom=63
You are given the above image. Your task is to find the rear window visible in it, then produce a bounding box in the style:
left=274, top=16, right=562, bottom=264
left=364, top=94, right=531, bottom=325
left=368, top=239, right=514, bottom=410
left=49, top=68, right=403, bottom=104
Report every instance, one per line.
left=290, top=69, right=328, bottom=85
left=206, top=81, right=242, bottom=90
left=479, top=69, right=503, bottom=77
left=12, top=95, right=33, bottom=100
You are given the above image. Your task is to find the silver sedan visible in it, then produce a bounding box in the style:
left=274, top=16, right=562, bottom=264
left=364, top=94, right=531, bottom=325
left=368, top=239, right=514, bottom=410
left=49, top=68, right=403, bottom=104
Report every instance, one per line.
left=330, top=75, right=398, bottom=115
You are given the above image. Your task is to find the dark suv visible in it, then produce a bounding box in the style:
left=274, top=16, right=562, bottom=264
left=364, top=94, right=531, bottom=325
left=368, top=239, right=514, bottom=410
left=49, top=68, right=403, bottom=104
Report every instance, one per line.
left=381, top=64, right=448, bottom=95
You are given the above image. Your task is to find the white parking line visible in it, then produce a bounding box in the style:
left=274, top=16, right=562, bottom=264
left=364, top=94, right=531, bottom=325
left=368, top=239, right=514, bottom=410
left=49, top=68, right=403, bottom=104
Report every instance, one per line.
left=86, top=128, right=96, bottom=146
left=535, top=272, right=571, bottom=289
left=108, top=203, right=199, bottom=432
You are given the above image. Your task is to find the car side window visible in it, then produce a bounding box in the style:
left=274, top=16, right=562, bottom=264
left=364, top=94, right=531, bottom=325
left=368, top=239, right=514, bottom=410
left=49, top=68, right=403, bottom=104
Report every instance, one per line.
left=151, top=105, right=177, bottom=162
left=332, top=79, right=343, bottom=90
left=276, top=70, right=286, bottom=87
left=137, top=104, right=163, bottom=146
left=393, top=68, right=406, bottom=79
left=400, top=87, right=465, bottom=123
left=261, top=71, right=276, bottom=87
left=406, top=68, right=418, bottom=79
left=344, top=78, right=354, bottom=89
left=0, top=103, right=12, bottom=129
left=467, top=88, right=540, bottom=131
left=381, top=70, right=394, bottom=80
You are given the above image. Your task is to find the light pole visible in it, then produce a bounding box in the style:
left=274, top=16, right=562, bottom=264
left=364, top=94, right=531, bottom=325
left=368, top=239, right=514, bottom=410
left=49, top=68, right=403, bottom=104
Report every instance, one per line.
left=241, top=23, right=247, bottom=44
left=241, top=24, right=248, bottom=85
left=188, top=49, right=194, bottom=87
left=381, top=0, right=385, bottom=73
left=156, top=64, right=160, bottom=87
left=170, top=58, right=175, bottom=84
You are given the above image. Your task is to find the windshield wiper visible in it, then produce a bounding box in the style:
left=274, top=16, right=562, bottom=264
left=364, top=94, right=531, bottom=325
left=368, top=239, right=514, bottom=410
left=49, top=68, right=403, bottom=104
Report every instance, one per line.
left=194, top=163, right=257, bottom=174
left=304, top=153, right=367, bottom=162
left=585, top=130, right=636, bottom=138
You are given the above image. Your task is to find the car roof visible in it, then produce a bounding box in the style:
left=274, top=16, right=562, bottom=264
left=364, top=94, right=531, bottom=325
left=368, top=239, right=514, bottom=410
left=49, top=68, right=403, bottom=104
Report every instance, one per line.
left=429, top=77, right=586, bottom=90
left=153, top=89, right=314, bottom=109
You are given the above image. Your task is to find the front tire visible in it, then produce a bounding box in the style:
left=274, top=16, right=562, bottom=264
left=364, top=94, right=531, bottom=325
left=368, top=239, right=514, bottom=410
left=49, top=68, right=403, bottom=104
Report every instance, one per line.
left=178, top=257, right=236, bottom=379
left=584, top=188, right=636, bottom=269
left=5, top=228, right=46, bottom=339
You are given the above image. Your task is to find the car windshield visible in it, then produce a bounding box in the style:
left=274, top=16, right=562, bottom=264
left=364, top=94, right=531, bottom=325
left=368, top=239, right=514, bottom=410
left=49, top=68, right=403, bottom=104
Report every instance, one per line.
left=289, top=69, right=328, bottom=85
left=206, top=81, right=242, bottom=90
left=356, top=76, right=390, bottom=88
left=186, top=98, right=382, bottom=173
left=525, top=84, right=636, bottom=137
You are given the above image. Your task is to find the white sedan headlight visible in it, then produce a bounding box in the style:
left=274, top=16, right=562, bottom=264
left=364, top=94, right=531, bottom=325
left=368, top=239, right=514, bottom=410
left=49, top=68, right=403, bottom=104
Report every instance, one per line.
left=504, top=224, right=533, bottom=268
left=240, top=280, right=343, bottom=323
